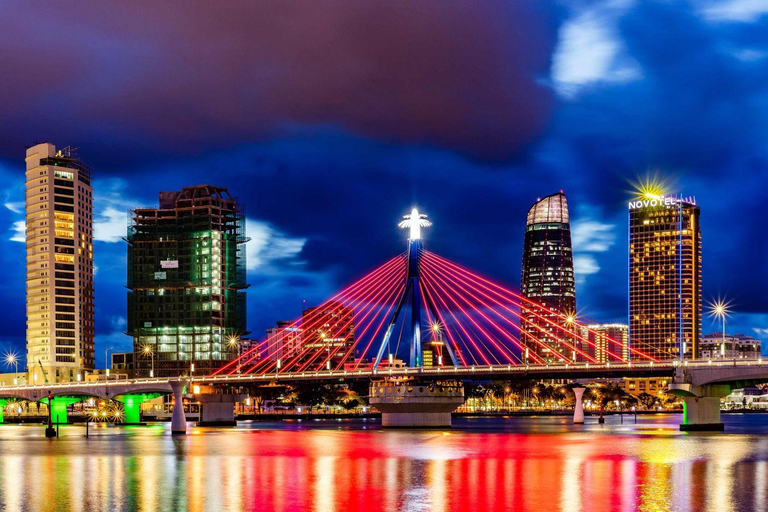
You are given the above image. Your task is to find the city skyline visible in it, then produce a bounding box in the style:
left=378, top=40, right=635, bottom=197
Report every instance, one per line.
left=0, top=2, right=767, bottom=367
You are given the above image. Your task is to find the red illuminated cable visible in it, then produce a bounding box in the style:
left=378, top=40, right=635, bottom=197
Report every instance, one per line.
left=274, top=259, right=405, bottom=374
left=230, top=255, right=405, bottom=374
left=421, top=266, right=522, bottom=365
left=419, top=274, right=468, bottom=366
left=424, top=255, right=600, bottom=363
left=425, top=251, right=658, bottom=361
left=240, top=258, right=404, bottom=375
left=298, top=268, right=404, bottom=373
left=422, top=264, right=536, bottom=365
left=215, top=254, right=404, bottom=375
left=254, top=259, right=405, bottom=374
left=422, top=258, right=594, bottom=363
left=420, top=273, right=494, bottom=366
left=350, top=279, right=407, bottom=370
left=424, top=252, right=658, bottom=362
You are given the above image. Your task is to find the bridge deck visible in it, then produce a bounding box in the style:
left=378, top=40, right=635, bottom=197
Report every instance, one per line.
left=1, top=359, right=762, bottom=393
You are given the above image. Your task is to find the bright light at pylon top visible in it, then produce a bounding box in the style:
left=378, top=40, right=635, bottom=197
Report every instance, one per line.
left=398, top=207, right=432, bottom=240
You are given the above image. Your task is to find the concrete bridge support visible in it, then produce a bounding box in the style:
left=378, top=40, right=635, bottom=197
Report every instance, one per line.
left=170, top=380, right=188, bottom=435
left=196, top=394, right=246, bottom=426
left=369, top=381, right=464, bottom=428
left=669, top=383, right=730, bottom=431
left=115, top=393, right=163, bottom=425
left=41, top=396, right=84, bottom=425
left=572, top=386, right=585, bottom=424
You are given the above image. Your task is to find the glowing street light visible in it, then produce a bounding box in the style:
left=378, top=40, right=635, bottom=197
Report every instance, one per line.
left=708, top=299, right=731, bottom=359
left=4, top=352, right=18, bottom=374
left=143, top=345, right=155, bottom=377
left=228, top=335, right=242, bottom=375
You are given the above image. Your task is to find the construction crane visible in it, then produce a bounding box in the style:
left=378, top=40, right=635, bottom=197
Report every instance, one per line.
left=36, top=359, right=49, bottom=384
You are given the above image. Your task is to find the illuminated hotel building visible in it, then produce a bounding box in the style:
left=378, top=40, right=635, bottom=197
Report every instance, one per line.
left=629, top=194, right=701, bottom=360
left=585, top=323, right=629, bottom=363
left=25, top=143, right=95, bottom=383
left=127, top=185, right=248, bottom=377
left=520, top=192, right=577, bottom=363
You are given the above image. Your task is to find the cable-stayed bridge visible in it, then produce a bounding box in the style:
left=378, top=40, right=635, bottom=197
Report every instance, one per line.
left=1, top=209, right=763, bottom=433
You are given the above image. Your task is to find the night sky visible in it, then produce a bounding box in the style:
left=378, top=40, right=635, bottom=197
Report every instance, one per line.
left=1, top=1, right=767, bottom=367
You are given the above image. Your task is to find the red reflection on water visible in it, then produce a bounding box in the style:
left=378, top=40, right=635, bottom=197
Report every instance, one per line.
left=1, top=425, right=767, bottom=511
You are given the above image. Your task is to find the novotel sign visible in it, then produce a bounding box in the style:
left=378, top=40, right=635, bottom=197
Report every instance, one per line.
left=628, top=195, right=681, bottom=210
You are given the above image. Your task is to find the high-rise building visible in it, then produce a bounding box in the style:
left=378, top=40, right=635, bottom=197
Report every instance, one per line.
left=629, top=193, right=701, bottom=360
left=520, top=192, right=576, bottom=363
left=265, top=321, right=302, bottom=362
left=585, top=323, right=629, bottom=363
left=127, top=185, right=248, bottom=377
left=25, top=143, right=95, bottom=383
left=300, top=302, right=355, bottom=370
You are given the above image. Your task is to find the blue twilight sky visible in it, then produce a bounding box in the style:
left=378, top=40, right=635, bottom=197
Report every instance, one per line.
left=0, top=0, right=767, bottom=367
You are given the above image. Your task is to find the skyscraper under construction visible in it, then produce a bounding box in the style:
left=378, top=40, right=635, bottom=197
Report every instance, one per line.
left=127, top=185, right=248, bottom=377
left=520, top=192, right=577, bottom=363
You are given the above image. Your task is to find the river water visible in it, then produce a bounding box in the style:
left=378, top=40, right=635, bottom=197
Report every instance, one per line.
left=1, top=414, right=768, bottom=511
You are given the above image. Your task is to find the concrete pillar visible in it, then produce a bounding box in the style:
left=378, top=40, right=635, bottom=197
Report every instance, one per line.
left=369, top=382, right=464, bottom=428
left=115, top=393, right=163, bottom=425
left=573, top=386, right=585, bottom=424
left=195, top=394, right=245, bottom=426
left=669, top=383, right=729, bottom=432
left=169, top=380, right=188, bottom=435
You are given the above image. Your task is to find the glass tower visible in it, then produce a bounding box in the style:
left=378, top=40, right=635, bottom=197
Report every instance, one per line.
left=25, top=143, right=95, bottom=383
left=629, top=194, right=701, bottom=360
left=127, top=185, right=248, bottom=377
left=520, top=192, right=576, bottom=363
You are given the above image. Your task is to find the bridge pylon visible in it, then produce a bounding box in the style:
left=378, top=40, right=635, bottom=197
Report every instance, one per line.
left=373, top=208, right=458, bottom=369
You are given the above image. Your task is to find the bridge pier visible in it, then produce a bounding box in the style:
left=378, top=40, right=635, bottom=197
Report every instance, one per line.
left=369, top=381, right=464, bottom=428
left=115, top=393, right=163, bottom=425
left=572, top=386, right=585, bottom=424
left=196, top=394, right=246, bottom=426
left=669, top=383, right=730, bottom=431
left=170, top=380, right=188, bottom=435
left=41, top=396, right=83, bottom=425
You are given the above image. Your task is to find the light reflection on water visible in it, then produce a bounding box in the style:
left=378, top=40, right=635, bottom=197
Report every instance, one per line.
left=0, top=415, right=767, bottom=511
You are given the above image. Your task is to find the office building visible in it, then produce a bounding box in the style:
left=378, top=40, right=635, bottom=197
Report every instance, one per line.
left=127, top=185, right=248, bottom=377
left=586, top=323, right=629, bottom=363
left=700, top=333, right=760, bottom=359
left=25, top=143, right=95, bottom=383
left=300, top=302, right=355, bottom=370
left=520, top=192, right=577, bottom=363
left=265, top=321, right=302, bottom=362
left=629, top=193, right=701, bottom=360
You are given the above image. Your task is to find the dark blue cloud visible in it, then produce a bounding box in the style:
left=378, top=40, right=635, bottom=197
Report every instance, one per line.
left=0, top=0, right=767, bottom=368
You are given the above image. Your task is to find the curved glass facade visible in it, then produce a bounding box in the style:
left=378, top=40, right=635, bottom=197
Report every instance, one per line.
left=520, top=193, right=576, bottom=363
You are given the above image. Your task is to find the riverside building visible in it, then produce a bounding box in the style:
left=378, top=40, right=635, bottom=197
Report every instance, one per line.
left=520, top=192, right=577, bottom=363
left=127, top=185, right=248, bottom=377
left=629, top=192, right=701, bottom=360
left=25, top=143, right=95, bottom=383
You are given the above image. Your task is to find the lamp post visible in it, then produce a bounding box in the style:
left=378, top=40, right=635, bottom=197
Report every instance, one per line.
left=105, top=346, right=114, bottom=377
left=228, top=335, right=241, bottom=375
left=5, top=353, right=18, bottom=385
left=143, top=345, right=155, bottom=378
left=709, top=299, right=730, bottom=359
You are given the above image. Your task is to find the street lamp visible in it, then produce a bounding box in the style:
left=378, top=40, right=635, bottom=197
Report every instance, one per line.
left=708, top=299, right=731, bottom=359
left=143, top=345, right=155, bottom=378
left=5, top=353, right=18, bottom=385
left=228, top=335, right=241, bottom=375
left=105, top=346, right=114, bottom=377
